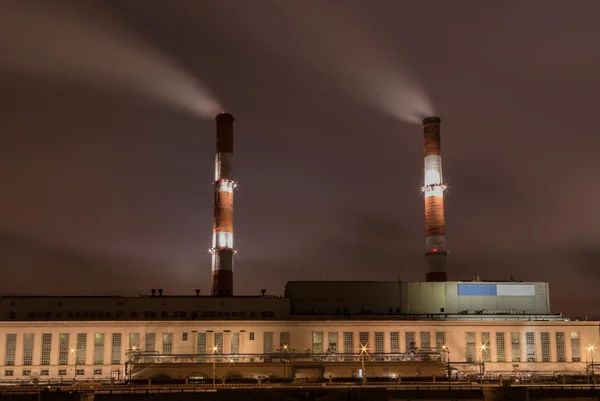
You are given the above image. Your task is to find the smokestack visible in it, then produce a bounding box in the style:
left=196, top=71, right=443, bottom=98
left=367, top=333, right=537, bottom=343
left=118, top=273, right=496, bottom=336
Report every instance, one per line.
left=422, top=117, right=448, bottom=282
left=210, top=111, right=236, bottom=296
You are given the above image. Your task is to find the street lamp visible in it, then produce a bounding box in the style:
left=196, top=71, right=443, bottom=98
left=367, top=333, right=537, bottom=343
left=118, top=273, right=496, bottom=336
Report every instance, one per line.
left=211, top=345, right=219, bottom=388
left=70, top=348, right=77, bottom=381
left=479, top=344, right=487, bottom=380
left=587, top=345, right=596, bottom=386
left=359, top=343, right=369, bottom=385
left=442, top=345, right=451, bottom=389
left=282, top=344, right=289, bottom=379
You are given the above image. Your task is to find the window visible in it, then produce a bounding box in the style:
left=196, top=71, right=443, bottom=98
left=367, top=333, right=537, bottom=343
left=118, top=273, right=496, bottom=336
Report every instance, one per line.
left=264, top=332, right=273, bottom=355
left=146, top=333, right=155, bottom=352
left=280, top=332, right=291, bottom=348
left=390, top=332, right=399, bottom=353
left=41, top=333, right=52, bottom=365
left=312, top=332, right=323, bottom=353
left=375, top=332, right=384, bottom=354
left=94, top=369, right=102, bottom=375
left=40, top=370, right=49, bottom=376
left=571, top=332, right=581, bottom=362
left=466, top=332, right=475, bottom=362
left=5, top=370, right=14, bottom=376
left=111, top=333, right=121, bottom=365
left=77, top=333, right=87, bottom=364
left=214, top=332, right=223, bottom=352
left=23, top=333, right=34, bottom=366
left=556, top=332, right=566, bottom=362
left=496, top=332, right=505, bottom=362
left=22, top=369, right=31, bottom=376
left=526, top=332, right=535, bottom=362
left=249, top=332, right=255, bottom=341
left=359, top=332, right=369, bottom=348
left=59, top=334, right=69, bottom=365
left=435, top=332, right=445, bottom=351
left=231, top=333, right=240, bottom=354
left=197, top=333, right=207, bottom=362
left=162, top=333, right=173, bottom=354
left=94, top=333, right=105, bottom=365
left=481, top=332, right=490, bottom=362
left=76, top=369, right=84, bottom=376
left=511, top=332, right=521, bottom=362
left=129, top=333, right=139, bottom=350
left=420, top=332, right=430, bottom=351
left=182, top=333, right=188, bottom=341
left=328, top=332, right=337, bottom=353
left=406, top=332, right=416, bottom=353
left=541, top=332, right=551, bottom=362
left=343, top=332, right=353, bottom=360
left=58, top=370, right=67, bottom=376
left=5, top=333, right=16, bottom=366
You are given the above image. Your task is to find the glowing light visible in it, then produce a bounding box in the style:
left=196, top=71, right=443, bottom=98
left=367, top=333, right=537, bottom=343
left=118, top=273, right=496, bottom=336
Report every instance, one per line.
left=283, top=344, right=288, bottom=350
left=70, top=348, right=75, bottom=353
left=588, top=345, right=596, bottom=352
left=213, top=345, right=219, bottom=352
left=132, top=345, right=136, bottom=351
left=480, top=344, right=487, bottom=351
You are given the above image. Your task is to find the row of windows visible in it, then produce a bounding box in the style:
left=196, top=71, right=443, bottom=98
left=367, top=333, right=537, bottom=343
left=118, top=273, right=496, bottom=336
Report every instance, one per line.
left=4, top=368, right=105, bottom=376
left=311, top=331, right=447, bottom=354
left=465, top=331, right=581, bottom=363
left=10, top=311, right=278, bottom=320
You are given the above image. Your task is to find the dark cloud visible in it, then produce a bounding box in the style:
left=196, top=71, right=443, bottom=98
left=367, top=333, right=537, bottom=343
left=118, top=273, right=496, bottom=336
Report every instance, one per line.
left=0, top=0, right=599, bottom=317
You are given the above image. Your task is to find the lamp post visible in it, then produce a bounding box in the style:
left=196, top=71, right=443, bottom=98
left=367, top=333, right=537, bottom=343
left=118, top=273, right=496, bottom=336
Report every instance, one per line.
left=442, top=345, right=451, bottom=389
left=479, top=344, right=487, bottom=381
left=212, top=345, right=219, bottom=388
left=282, top=344, right=289, bottom=379
left=588, top=345, right=596, bottom=386
left=70, top=348, right=77, bottom=381
left=359, top=343, right=369, bottom=385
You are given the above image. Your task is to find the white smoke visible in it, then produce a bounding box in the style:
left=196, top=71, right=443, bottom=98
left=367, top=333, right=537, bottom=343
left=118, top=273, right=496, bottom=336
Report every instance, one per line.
left=0, top=1, right=221, bottom=118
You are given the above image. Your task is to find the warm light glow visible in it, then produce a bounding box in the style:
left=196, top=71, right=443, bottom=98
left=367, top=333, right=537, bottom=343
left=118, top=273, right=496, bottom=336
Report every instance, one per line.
left=588, top=345, right=596, bottom=352
left=132, top=345, right=136, bottom=351
left=213, top=345, right=219, bottom=352
left=70, top=348, right=75, bottom=353
left=480, top=344, right=487, bottom=351
left=283, top=344, right=288, bottom=350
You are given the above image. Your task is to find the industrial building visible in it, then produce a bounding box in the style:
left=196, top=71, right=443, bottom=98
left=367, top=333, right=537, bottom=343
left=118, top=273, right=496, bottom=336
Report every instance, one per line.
left=0, top=115, right=597, bottom=384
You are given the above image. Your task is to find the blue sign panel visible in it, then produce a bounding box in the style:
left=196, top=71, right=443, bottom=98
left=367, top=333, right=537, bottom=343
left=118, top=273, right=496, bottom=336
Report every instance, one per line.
left=457, top=284, right=497, bottom=296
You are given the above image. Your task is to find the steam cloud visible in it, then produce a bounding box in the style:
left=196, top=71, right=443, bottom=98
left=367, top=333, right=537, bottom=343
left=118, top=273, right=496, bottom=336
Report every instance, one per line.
left=0, top=1, right=220, bottom=118
left=221, top=0, right=434, bottom=123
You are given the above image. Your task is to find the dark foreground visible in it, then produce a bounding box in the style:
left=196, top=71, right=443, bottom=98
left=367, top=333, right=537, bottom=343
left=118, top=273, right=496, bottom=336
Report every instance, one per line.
left=2, top=383, right=600, bottom=401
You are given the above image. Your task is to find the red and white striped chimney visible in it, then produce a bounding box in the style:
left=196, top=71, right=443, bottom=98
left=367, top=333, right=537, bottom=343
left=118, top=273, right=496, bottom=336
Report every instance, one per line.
left=210, top=112, right=236, bottom=296
left=422, top=116, right=448, bottom=282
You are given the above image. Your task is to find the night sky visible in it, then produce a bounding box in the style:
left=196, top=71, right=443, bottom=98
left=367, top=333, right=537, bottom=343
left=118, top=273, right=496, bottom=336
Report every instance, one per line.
left=0, top=0, right=599, bottom=318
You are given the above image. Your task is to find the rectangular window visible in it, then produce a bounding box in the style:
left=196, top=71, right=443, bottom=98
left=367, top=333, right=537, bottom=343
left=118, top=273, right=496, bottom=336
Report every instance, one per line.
left=249, top=332, right=255, bottom=340
left=23, top=369, right=31, bottom=376
left=23, top=333, right=34, bottom=366
left=481, top=332, right=491, bottom=362
left=77, top=333, right=87, bottom=364
left=280, top=332, right=291, bottom=348
left=526, top=332, right=535, bottom=362
left=359, top=332, right=369, bottom=348
left=40, top=370, right=49, bottom=376
left=556, top=332, right=566, bottom=362
left=231, top=333, right=240, bottom=354
left=58, top=369, right=67, bottom=376
left=94, top=369, right=102, bottom=375
left=312, top=332, right=323, bottom=353
left=214, top=332, right=223, bottom=352
left=129, top=333, right=139, bottom=350
left=111, top=333, right=121, bottom=365
left=146, top=333, right=155, bottom=352
left=5, top=334, right=16, bottom=366
left=264, top=332, right=273, bottom=359
left=197, top=333, right=207, bottom=362
left=435, top=332, right=445, bottom=351
left=76, top=369, right=84, bottom=376
left=59, top=334, right=69, bottom=365
left=94, top=333, right=104, bottom=365
left=496, top=332, right=505, bottom=362
left=182, top=333, right=188, bottom=341
left=571, top=332, right=581, bottom=362
left=162, top=333, right=173, bottom=354
left=375, top=332, right=384, bottom=353
left=5, top=370, right=13, bottom=376
left=328, top=332, right=338, bottom=353
left=466, top=332, right=476, bottom=362
left=420, top=332, right=430, bottom=351
left=406, top=332, right=416, bottom=352
left=343, top=332, right=353, bottom=360
left=511, top=332, right=521, bottom=362
left=390, top=332, right=400, bottom=353
left=41, top=333, right=52, bottom=365
left=541, top=332, right=551, bottom=362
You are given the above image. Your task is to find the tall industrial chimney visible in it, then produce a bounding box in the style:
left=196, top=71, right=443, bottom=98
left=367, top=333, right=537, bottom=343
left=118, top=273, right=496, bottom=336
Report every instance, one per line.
left=422, top=117, right=448, bottom=282
left=211, top=112, right=236, bottom=296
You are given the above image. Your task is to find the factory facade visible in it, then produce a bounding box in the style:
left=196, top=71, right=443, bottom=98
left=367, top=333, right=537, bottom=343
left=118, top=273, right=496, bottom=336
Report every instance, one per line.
left=0, top=115, right=596, bottom=383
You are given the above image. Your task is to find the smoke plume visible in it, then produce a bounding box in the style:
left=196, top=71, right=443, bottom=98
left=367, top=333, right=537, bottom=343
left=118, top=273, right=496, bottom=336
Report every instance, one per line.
left=0, top=1, right=220, bottom=118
